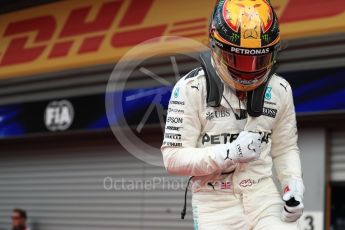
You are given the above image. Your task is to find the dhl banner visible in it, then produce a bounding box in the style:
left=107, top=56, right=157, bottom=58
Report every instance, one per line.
left=0, top=0, right=344, bottom=79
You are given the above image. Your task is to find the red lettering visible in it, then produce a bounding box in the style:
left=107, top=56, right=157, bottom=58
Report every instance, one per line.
left=119, top=0, right=154, bottom=28
left=113, top=0, right=165, bottom=48
left=280, top=0, right=345, bottom=23
left=78, top=35, right=105, bottom=54
left=0, top=38, right=46, bottom=66
left=112, top=25, right=167, bottom=48
left=0, top=16, right=55, bottom=66
left=49, top=41, right=73, bottom=58
left=4, top=16, right=55, bottom=41
left=60, top=1, right=123, bottom=37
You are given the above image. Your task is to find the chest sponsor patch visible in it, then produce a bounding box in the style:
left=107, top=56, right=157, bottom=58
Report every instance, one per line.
left=165, top=133, right=182, bottom=140
left=264, top=100, right=277, bottom=106
left=166, top=126, right=182, bottom=131
left=202, top=132, right=271, bottom=145
left=169, top=100, right=185, bottom=106
left=206, top=110, right=231, bottom=120
left=166, top=116, right=183, bottom=124
left=163, top=141, right=182, bottom=147
left=262, top=107, right=277, bottom=118
left=202, top=133, right=240, bottom=145
left=168, top=108, right=184, bottom=114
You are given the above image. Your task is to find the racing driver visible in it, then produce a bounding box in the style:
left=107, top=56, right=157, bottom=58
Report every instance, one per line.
left=161, top=0, right=305, bottom=229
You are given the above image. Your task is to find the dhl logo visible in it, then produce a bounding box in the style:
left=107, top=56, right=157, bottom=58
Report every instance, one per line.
left=0, top=0, right=210, bottom=68
left=0, top=0, right=344, bottom=79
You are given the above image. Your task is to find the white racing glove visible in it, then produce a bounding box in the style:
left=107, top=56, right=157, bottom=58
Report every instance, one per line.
left=281, top=178, right=305, bottom=222
left=214, top=131, right=262, bottom=169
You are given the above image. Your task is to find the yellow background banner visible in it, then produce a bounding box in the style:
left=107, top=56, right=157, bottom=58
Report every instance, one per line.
left=0, top=0, right=344, bottom=79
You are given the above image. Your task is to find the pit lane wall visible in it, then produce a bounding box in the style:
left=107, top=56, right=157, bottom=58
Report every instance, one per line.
left=0, top=0, right=345, bottom=79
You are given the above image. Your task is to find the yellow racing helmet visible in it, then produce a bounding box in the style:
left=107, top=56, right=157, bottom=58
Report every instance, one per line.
left=209, top=0, right=280, bottom=92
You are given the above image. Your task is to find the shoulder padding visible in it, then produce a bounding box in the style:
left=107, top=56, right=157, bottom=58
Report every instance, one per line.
left=271, top=74, right=291, bottom=93
left=185, top=67, right=203, bottom=80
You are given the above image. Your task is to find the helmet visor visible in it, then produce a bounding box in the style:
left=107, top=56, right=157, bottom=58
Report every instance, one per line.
left=214, top=44, right=274, bottom=73
left=212, top=47, right=275, bottom=91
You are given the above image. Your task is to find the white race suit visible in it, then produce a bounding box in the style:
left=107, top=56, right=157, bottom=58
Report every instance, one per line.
left=161, top=68, right=303, bottom=230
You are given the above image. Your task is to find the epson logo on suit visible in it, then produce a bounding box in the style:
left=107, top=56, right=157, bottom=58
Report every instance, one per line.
left=167, top=117, right=183, bottom=124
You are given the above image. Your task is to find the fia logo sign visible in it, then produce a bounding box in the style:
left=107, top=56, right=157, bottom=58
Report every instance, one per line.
left=44, top=100, right=74, bottom=131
